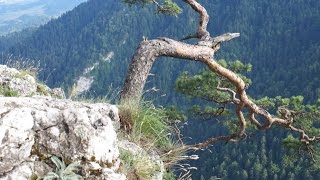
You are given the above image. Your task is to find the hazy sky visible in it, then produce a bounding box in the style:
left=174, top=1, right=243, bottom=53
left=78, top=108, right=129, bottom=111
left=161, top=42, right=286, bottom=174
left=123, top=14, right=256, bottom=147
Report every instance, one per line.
left=0, top=0, right=39, bottom=5
left=0, top=0, right=44, bottom=23
left=0, top=0, right=87, bottom=23
left=0, top=0, right=86, bottom=35
left=0, top=6, right=45, bottom=22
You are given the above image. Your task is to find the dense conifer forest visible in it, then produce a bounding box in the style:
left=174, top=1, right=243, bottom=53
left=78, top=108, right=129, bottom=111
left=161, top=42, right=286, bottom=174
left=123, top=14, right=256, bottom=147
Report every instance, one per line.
left=0, top=0, right=320, bottom=179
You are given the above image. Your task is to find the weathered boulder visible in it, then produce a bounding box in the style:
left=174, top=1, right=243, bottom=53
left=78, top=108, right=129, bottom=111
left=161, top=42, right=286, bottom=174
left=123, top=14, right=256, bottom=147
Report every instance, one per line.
left=0, top=65, right=65, bottom=98
left=0, top=96, right=124, bottom=179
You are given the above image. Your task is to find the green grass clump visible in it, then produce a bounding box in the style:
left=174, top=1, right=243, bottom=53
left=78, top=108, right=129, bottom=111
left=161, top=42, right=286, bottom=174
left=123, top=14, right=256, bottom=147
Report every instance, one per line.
left=0, top=87, right=19, bottom=97
left=119, top=149, right=160, bottom=179
left=14, top=69, right=37, bottom=79
left=119, top=100, right=191, bottom=179
left=119, top=100, right=172, bottom=149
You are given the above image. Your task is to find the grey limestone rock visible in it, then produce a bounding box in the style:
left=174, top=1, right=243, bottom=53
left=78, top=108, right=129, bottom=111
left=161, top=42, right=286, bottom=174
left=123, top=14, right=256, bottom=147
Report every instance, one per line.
left=0, top=96, right=123, bottom=179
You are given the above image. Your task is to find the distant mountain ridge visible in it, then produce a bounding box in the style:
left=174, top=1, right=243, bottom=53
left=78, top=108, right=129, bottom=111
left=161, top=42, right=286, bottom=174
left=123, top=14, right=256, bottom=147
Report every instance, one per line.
left=0, top=0, right=87, bottom=35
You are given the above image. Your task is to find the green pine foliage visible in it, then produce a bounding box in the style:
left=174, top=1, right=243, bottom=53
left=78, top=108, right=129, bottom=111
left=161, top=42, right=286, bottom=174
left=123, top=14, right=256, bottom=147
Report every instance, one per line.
left=123, top=0, right=182, bottom=16
left=160, top=0, right=182, bottom=16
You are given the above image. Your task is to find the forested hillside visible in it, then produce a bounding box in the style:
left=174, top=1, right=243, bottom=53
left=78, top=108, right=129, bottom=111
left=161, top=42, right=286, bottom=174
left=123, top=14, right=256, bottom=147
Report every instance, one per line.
left=0, top=0, right=320, bottom=179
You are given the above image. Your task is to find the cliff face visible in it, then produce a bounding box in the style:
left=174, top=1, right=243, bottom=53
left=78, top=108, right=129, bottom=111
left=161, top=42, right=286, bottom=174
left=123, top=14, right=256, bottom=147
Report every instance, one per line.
left=0, top=65, right=163, bottom=180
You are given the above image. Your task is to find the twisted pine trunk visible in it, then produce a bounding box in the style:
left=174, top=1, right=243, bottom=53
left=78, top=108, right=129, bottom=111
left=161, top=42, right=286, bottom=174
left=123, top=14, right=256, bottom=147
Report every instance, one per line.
left=120, top=38, right=214, bottom=101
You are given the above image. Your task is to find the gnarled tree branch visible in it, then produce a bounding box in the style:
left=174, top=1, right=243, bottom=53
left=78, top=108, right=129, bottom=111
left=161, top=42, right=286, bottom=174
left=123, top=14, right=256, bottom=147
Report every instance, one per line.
left=183, top=0, right=210, bottom=40
left=120, top=37, right=215, bottom=101
left=120, top=0, right=320, bottom=150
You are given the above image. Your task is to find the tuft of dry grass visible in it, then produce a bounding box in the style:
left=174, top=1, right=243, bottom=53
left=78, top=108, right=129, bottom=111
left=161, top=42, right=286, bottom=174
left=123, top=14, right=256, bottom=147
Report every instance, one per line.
left=118, top=100, right=197, bottom=178
left=119, top=149, right=160, bottom=180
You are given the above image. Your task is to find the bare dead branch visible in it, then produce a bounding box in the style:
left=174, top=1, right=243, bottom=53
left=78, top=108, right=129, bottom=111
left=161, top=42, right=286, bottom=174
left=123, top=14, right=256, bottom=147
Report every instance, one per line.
left=184, top=0, right=210, bottom=40
left=307, top=145, right=316, bottom=162
left=217, top=81, right=240, bottom=104
left=151, top=0, right=161, bottom=8
left=174, top=123, right=184, bottom=145
left=191, top=133, right=241, bottom=150
left=178, top=170, right=192, bottom=180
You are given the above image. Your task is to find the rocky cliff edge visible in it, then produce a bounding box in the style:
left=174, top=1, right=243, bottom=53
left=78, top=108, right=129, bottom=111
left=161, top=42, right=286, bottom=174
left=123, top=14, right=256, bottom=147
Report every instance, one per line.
left=0, top=65, right=163, bottom=180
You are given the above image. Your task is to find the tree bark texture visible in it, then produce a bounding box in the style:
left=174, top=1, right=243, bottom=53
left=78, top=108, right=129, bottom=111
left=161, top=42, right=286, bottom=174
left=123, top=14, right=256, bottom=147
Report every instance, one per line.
left=120, top=38, right=214, bottom=101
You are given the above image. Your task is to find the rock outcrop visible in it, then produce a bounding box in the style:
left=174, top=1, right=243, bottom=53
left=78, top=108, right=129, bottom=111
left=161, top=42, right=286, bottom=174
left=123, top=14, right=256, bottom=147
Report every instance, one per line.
left=0, top=96, right=125, bottom=179
left=0, top=65, right=65, bottom=98
left=0, top=65, right=164, bottom=180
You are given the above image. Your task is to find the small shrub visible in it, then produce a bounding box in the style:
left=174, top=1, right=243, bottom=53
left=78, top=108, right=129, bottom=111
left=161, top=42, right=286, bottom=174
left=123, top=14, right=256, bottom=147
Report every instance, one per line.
left=36, top=84, right=49, bottom=96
